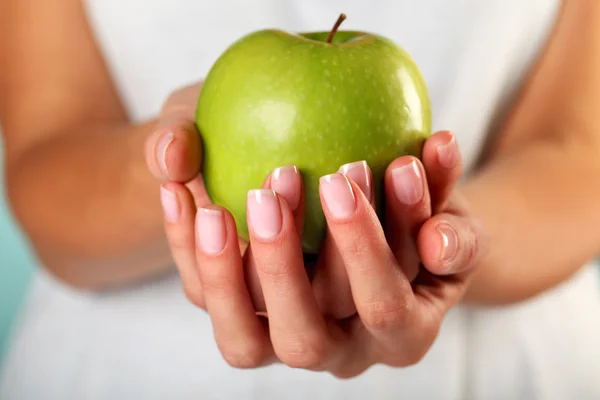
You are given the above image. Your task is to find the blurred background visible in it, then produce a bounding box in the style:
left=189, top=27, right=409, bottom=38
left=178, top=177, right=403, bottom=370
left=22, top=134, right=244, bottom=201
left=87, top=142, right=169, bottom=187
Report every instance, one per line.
left=0, top=127, right=36, bottom=365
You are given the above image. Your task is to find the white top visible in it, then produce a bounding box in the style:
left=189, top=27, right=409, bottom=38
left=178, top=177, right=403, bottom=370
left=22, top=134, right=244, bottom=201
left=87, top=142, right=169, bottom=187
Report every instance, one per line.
left=3, top=1, right=600, bottom=399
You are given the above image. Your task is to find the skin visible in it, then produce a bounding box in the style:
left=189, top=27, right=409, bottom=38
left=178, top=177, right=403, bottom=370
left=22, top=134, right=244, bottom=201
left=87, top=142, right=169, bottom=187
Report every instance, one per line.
left=1, top=0, right=600, bottom=371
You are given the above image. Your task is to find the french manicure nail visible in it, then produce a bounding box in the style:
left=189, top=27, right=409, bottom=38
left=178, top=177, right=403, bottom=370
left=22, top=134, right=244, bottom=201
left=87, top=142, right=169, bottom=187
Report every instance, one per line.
left=437, top=135, right=458, bottom=169
left=391, top=160, right=423, bottom=205
left=319, top=173, right=356, bottom=221
left=160, top=185, right=180, bottom=222
left=247, top=189, right=282, bottom=240
left=339, top=160, right=372, bottom=202
left=196, top=207, right=227, bottom=255
left=437, top=223, right=458, bottom=263
left=156, top=132, right=174, bottom=177
left=271, top=165, right=301, bottom=211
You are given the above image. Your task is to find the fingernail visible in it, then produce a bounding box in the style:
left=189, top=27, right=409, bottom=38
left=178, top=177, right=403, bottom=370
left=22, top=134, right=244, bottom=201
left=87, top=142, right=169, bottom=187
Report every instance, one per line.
left=196, top=207, right=227, bottom=255
left=339, top=160, right=372, bottom=202
left=436, top=135, right=458, bottom=169
left=271, top=165, right=301, bottom=211
left=160, top=185, right=180, bottom=222
left=319, top=173, right=356, bottom=221
left=156, top=132, right=174, bottom=177
left=391, top=160, right=423, bottom=205
left=437, top=223, right=458, bottom=263
left=247, top=189, right=282, bottom=240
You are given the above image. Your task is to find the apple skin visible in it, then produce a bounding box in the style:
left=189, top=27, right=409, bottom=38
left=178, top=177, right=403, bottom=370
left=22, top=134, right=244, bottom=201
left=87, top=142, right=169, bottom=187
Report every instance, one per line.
left=196, top=29, right=431, bottom=254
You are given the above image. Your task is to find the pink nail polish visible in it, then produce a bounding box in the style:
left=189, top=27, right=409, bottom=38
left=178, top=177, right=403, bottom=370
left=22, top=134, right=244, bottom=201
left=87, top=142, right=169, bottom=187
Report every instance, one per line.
left=156, top=132, right=174, bottom=177
left=319, top=173, right=356, bottom=221
left=271, top=165, right=301, bottom=211
left=247, top=189, right=282, bottom=240
left=437, top=223, right=458, bottom=263
left=160, top=185, right=180, bottom=222
left=339, top=160, right=372, bottom=202
left=436, top=135, right=458, bottom=169
left=196, top=207, right=227, bottom=255
left=391, top=160, right=423, bottom=205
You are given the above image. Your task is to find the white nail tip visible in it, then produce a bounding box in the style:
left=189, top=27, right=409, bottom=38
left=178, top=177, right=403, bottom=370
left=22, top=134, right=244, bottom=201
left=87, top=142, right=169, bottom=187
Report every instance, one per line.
left=339, top=160, right=368, bottom=175
left=248, top=189, right=276, bottom=204
left=198, top=207, right=222, bottom=216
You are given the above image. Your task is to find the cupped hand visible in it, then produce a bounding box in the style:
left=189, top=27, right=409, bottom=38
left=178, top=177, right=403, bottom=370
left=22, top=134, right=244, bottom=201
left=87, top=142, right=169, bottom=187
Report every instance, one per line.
left=145, top=82, right=383, bottom=314
left=146, top=83, right=263, bottom=307
left=156, top=112, right=487, bottom=375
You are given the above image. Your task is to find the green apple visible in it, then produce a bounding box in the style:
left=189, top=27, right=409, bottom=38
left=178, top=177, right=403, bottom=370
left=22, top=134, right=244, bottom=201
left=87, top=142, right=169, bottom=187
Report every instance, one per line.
left=196, top=14, right=431, bottom=254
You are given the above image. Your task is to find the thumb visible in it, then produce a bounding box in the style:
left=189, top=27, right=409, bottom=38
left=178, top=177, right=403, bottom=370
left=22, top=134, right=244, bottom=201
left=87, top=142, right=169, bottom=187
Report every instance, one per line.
left=145, top=82, right=204, bottom=182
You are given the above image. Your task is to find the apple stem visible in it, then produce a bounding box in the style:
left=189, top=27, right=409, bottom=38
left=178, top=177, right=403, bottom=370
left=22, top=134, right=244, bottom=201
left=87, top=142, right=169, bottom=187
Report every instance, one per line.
left=326, top=13, right=347, bottom=44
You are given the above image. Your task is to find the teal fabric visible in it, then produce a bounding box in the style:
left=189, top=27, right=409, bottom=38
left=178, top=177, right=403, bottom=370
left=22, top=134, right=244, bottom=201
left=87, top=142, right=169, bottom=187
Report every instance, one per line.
left=0, top=136, right=35, bottom=363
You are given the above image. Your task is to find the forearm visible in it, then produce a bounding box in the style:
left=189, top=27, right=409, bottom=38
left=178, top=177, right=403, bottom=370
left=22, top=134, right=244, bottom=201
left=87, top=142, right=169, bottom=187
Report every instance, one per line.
left=461, top=138, right=600, bottom=305
left=5, top=120, right=172, bottom=289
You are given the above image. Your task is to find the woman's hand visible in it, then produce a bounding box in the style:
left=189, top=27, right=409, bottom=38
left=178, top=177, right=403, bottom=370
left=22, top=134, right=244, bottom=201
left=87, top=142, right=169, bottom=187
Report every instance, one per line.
left=144, top=82, right=390, bottom=312
left=156, top=106, right=487, bottom=374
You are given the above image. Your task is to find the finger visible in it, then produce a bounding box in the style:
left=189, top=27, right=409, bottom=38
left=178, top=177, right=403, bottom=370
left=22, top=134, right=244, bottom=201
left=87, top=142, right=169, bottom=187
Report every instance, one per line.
left=185, top=174, right=211, bottom=208
left=160, top=182, right=204, bottom=308
left=313, top=160, right=372, bottom=319
left=384, top=156, right=431, bottom=281
left=319, top=173, right=416, bottom=344
left=145, top=83, right=204, bottom=182
left=247, top=189, right=336, bottom=370
left=160, top=82, right=203, bottom=120
left=268, top=165, right=305, bottom=234
left=145, top=119, right=202, bottom=182
left=196, top=204, right=272, bottom=369
left=340, top=161, right=374, bottom=207
left=417, top=212, right=486, bottom=276
left=421, top=131, right=462, bottom=212
left=245, top=165, right=304, bottom=313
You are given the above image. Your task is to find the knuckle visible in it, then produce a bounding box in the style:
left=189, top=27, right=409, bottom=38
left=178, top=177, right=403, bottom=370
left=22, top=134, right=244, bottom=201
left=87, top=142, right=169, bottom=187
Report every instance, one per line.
left=255, top=258, right=292, bottom=279
left=221, top=342, right=266, bottom=369
left=161, top=91, right=195, bottom=118
left=343, top=231, right=370, bottom=259
left=167, top=230, right=192, bottom=252
left=360, top=298, right=412, bottom=332
left=403, top=347, right=429, bottom=367
left=332, top=365, right=369, bottom=380
left=182, top=284, right=205, bottom=309
left=386, top=347, right=428, bottom=368
left=275, top=333, right=329, bottom=370
left=384, top=316, right=439, bottom=367
left=199, top=269, right=234, bottom=299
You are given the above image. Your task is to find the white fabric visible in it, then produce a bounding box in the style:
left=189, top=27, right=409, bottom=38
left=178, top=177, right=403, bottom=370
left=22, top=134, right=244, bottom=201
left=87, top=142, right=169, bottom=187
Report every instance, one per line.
left=3, top=1, right=600, bottom=399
